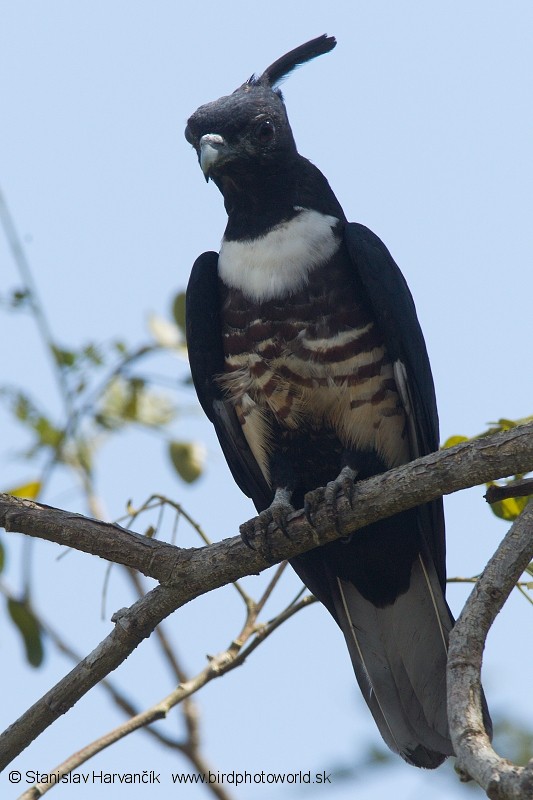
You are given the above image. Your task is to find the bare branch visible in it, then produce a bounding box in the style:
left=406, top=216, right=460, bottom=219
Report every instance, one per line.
left=1, top=422, right=533, bottom=774
left=0, top=186, right=72, bottom=416
left=447, top=500, right=533, bottom=799
left=125, top=566, right=231, bottom=800
left=0, top=584, right=183, bottom=769
left=2, top=422, right=533, bottom=584
left=0, top=497, right=183, bottom=582
left=127, top=493, right=255, bottom=607
left=484, top=477, right=533, bottom=504
left=16, top=591, right=314, bottom=800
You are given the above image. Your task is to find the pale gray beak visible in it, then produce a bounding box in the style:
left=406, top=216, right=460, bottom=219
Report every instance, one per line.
left=199, top=134, right=226, bottom=180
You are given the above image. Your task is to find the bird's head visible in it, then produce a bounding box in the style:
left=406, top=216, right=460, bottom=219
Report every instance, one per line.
left=185, top=35, right=336, bottom=194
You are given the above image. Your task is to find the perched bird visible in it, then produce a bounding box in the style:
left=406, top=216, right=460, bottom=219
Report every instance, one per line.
left=185, top=35, right=489, bottom=767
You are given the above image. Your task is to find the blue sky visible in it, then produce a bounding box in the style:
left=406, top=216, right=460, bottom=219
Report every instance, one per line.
left=1, top=3, right=533, bottom=799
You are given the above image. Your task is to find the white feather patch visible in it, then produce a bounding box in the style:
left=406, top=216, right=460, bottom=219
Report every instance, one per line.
left=218, top=208, right=341, bottom=301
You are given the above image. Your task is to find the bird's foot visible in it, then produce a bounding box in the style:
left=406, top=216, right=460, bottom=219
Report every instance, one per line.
left=304, top=467, right=357, bottom=533
left=325, top=466, right=357, bottom=513
left=240, top=489, right=294, bottom=551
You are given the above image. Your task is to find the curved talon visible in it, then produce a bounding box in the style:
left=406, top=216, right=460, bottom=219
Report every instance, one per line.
left=252, top=509, right=275, bottom=542
left=325, top=480, right=343, bottom=535
left=241, top=491, right=294, bottom=558
left=267, top=503, right=293, bottom=539
left=258, top=508, right=274, bottom=533
left=240, top=519, right=258, bottom=549
left=304, top=496, right=317, bottom=529
left=339, top=468, right=356, bottom=509
left=318, top=467, right=359, bottom=535
left=338, top=478, right=354, bottom=510
left=345, top=487, right=354, bottom=510
left=248, top=511, right=274, bottom=561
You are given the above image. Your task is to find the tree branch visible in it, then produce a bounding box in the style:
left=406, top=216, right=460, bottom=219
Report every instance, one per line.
left=484, top=477, right=533, bottom=504
left=1, top=422, right=533, bottom=774
left=16, top=577, right=314, bottom=800
left=447, top=500, right=533, bottom=799
left=2, top=421, right=533, bottom=586
left=0, top=582, right=188, bottom=770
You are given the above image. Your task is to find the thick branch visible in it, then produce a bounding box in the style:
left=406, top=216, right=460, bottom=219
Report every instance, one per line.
left=17, top=580, right=313, bottom=800
left=447, top=501, right=533, bottom=799
left=1, top=422, right=533, bottom=771
left=1, top=422, right=533, bottom=591
left=0, top=499, right=184, bottom=581
left=0, top=585, right=183, bottom=770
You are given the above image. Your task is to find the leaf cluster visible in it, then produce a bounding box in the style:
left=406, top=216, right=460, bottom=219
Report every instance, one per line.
left=443, top=416, right=533, bottom=521
left=1, top=284, right=204, bottom=666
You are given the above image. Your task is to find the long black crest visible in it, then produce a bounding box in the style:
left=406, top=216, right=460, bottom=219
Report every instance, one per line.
left=256, top=34, right=336, bottom=89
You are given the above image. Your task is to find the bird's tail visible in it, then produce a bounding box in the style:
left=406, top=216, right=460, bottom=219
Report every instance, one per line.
left=333, top=547, right=455, bottom=768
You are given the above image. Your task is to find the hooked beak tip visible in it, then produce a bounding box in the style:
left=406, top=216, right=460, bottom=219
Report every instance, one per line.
left=199, top=133, right=226, bottom=178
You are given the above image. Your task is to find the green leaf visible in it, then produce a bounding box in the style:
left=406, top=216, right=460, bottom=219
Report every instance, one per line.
left=490, top=496, right=528, bottom=521
left=7, top=598, right=44, bottom=667
left=494, top=418, right=518, bottom=432
left=3, top=392, right=64, bottom=454
left=0, top=538, right=5, bottom=574
left=34, top=416, right=63, bottom=449
left=442, top=435, right=469, bottom=449
left=172, top=292, right=187, bottom=335
left=488, top=494, right=530, bottom=522
left=123, top=377, right=144, bottom=420
left=52, top=345, right=77, bottom=368
left=6, top=480, right=42, bottom=500
left=13, top=392, right=33, bottom=422
left=99, top=377, right=175, bottom=428
left=168, top=441, right=205, bottom=483
left=82, top=343, right=104, bottom=366
left=9, top=288, right=31, bottom=309
left=486, top=478, right=533, bottom=522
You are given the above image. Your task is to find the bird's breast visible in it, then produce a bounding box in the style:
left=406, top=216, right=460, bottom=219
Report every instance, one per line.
left=218, top=263, right=410, bottom=472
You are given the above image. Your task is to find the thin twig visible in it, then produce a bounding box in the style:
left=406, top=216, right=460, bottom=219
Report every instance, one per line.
left=515, top=583, right=533, bottom=608
left=16, top=592, right=315, bottom=800
left=254, top=561, right=288, bottom=617
left=229, top=595, right=317, bottom=671
left=125, top=568, right=201, bottom=750
left=121, top=493, right=254, bottom=608
left=0, top=186, right=72, bottom=416
left=126, top=569, right=188, bottom=683
left=484, top=477, right=533, bottom=504
left=0, top=579, right=185, bottom=752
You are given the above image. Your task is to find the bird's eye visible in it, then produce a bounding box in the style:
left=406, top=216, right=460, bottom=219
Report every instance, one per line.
left=254, top=118, right=275, bottom=144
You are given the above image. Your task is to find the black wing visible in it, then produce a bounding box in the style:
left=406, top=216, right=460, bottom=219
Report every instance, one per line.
left=186, top=251, right=272, bottom=511
left=344, top=222, right=446, bottom=588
